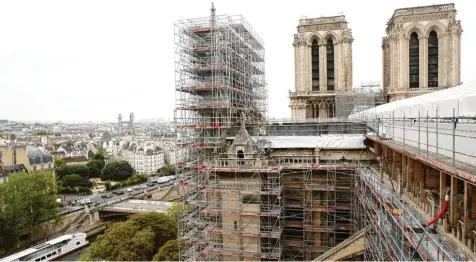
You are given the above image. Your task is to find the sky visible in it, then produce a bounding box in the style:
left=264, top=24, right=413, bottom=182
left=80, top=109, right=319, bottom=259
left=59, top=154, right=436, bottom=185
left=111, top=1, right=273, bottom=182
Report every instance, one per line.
left=0, top=0, right=475, bottom=122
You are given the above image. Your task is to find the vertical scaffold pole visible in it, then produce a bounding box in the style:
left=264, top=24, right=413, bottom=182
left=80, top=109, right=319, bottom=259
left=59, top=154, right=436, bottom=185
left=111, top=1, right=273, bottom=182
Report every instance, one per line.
left=436, top=108, right=439, bottom=159
left=426, top=110, right=429, bottom=157
left=392, top=111, right=395, bottom=140
left=453, top=108, right=456, bottom=168
left=403, top=112, right=406, bottom=148
left=418, top=110, right=421, bottom=154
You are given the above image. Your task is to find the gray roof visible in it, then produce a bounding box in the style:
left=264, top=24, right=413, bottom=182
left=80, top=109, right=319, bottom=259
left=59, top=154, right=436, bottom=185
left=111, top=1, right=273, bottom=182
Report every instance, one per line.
left=3, top=164, right=28, bottom=174
left=101, top=131, right=112, bottom=142
left=27, top=146, right=53, bottom=164
left=256, top=135, right=365, bottom=149
left=227, top=125, right=260, bottom=155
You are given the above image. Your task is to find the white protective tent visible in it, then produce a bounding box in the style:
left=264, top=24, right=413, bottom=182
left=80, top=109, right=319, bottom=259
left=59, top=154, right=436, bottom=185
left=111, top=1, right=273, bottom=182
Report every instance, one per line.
left=350, top=80, right=476, bottom=119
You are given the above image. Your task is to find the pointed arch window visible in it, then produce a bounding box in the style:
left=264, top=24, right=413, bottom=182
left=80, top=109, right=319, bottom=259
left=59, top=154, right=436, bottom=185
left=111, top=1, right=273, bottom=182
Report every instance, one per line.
left=428, top=30, right=438, bottom=87
left=326, top=39, right=335, bottom=91
left=409, top=32, right=419, bottom=88
left=311, top=40, right=319, bottom=91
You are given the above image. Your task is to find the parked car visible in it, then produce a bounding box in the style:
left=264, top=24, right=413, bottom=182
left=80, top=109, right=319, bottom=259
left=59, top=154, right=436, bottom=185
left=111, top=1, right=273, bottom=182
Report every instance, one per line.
left=140, top=185, right=147, bottom=190
left=102, top=193, right=113, bottom=199
left=127, top=188, right=133, bottom=192
left=113, top=190, right=125, bottom=195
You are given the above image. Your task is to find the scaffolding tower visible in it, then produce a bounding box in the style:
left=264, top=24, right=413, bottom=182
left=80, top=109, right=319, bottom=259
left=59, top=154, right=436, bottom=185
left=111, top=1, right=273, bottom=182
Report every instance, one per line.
left=334, top=81, right=387, bottom=119
left=281, top=158, right=356, bottom=260
left=352, top=161, right=462, bottom=261
left=175, top=5, right=270, bottom=261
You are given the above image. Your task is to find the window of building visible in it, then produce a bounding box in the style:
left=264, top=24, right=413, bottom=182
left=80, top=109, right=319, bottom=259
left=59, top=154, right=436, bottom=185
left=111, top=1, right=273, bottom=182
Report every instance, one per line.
left=428, top=30, right=438, bottom=87
left=311, top=39, right=319, bottom=91
left=409, top=32, right=419, bottom=88
left=326, top=38, right=335, bottom=91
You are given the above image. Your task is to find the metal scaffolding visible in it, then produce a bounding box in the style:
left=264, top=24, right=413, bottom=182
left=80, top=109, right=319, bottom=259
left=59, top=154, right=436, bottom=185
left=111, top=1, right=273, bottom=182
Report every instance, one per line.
left=353, top=161, right=462, bottom=261
left=281, top=159, right=356, bottom=260
left=335, top=91, right=379, bottom=119
left=175, top=8, right=270, bottom=261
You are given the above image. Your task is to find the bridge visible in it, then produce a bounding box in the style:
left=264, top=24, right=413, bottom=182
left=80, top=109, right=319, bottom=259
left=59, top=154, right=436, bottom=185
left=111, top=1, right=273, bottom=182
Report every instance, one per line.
left=102, top=199, right=173, bottom=214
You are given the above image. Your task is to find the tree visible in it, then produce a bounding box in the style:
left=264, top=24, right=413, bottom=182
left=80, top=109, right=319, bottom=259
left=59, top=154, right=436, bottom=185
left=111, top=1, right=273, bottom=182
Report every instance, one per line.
left=129, top=212, right=176, bottom=248
left=83, top=220, right=156, bottom=261
left=35, top=131, right=52, bottom=136
left=159, top=164, right=176, bottom=176
left=55, top=164, right=90, bottom=180
left=92, top=150, right=105, bottom=162
left=54, top=158, right=65, bottom=168
left=152, top=239, right=183, bottom=261
left=82, top=212, right=176, bottom=261
left=62, top=174, right=91, bottom=188
left=101, top=160, right=134, bottom=181
left=167, top=202, right=186, bottom=222
left=86, top=159, right=104, bottom=178
left=0, top=172, right=59, bottom=250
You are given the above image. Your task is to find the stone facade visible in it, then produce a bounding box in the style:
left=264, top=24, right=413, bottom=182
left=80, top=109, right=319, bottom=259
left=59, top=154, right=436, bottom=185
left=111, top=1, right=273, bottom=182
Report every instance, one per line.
left=383, top=4, right=462, bottom=102
left=290, top=15, right=353, bottom=119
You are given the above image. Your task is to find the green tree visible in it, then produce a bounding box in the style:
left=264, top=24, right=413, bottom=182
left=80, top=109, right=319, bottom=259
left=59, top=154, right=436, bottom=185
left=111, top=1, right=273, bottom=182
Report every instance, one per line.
left=83, top=220, right=155, bottom=261
left=62, top=174, right=91, bottom=188
left=82, top=212, right=176, bottom=261
left=0, top=172, right=59, bottom=250
left=86, top=159, right=104, bottom=178
left=54, top=158, right=65, bottom=168
left=101, top=160, right=134, bottom=181
left=159, top=164, right=176, bottom=176
left=92, top=150, right=105, bottom=162
left=35, top=131, right=52, bottom=136
left=55, top=164, right=90, bottom=180
left=152, top=239, right=183, bottom=261
left=167, top=202, right=186, bottom=222
left=129, top=212, right=176, bottom=248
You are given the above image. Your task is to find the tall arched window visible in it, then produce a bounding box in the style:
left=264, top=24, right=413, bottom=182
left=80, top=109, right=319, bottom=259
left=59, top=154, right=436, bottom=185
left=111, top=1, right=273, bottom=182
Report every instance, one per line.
left=311, top=40, right=319, bottom=91
left=409, top=32, right=419, bottom=88
left=428, top=30, right=438, bottom=87
left=326, top=39, right=335, bottom=91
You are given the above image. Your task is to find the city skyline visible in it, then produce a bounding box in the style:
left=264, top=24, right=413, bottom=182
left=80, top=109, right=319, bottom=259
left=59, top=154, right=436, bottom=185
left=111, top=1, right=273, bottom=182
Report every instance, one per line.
left=1, top=0, right=475, bottom=122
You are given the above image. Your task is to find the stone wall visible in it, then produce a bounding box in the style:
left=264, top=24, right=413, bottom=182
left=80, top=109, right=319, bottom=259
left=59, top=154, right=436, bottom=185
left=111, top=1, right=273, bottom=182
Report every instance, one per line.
left=383, top=4, right=462, bottom=102
left=290, top=15, right=353, bottom=119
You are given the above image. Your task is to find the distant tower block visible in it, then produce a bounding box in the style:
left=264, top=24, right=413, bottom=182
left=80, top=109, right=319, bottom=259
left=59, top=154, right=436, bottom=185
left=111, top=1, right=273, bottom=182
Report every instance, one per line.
left=129, top=112, right=134, bottom=123
left=118, top=114, right=122, bottom=123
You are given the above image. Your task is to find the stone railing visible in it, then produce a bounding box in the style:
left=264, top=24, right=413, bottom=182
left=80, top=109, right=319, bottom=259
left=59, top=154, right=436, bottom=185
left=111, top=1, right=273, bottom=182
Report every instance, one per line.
left=389, top=87, right=444, bottom=93
left=289, top=90, right=335, bottom=97
left=204, top=158, right=270, bottom=168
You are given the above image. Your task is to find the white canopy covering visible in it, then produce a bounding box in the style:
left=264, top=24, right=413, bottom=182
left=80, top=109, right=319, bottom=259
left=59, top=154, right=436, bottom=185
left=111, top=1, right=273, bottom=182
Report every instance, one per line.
left=350, top=80, right=476, bottom=119
left=256, top=135, right=365, bottom=149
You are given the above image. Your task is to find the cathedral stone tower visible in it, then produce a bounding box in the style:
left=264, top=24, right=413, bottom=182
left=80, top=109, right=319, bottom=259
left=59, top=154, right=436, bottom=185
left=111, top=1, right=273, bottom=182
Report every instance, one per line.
left=289, top=15, right=353, bottom=119
left=383, top=4, right=462, bottom=102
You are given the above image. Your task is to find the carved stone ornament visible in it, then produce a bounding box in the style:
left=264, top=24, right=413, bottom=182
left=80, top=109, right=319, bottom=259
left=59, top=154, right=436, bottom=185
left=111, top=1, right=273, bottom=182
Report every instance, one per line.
left=446, top=20, right=463, bottom=36
left=396, top=13, right=449, bottom=23
left=298, top=23, right=346, bottom=33
left=293, top=34, right=307, bottom=47
left=341, top=30, right=353, bottom=43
